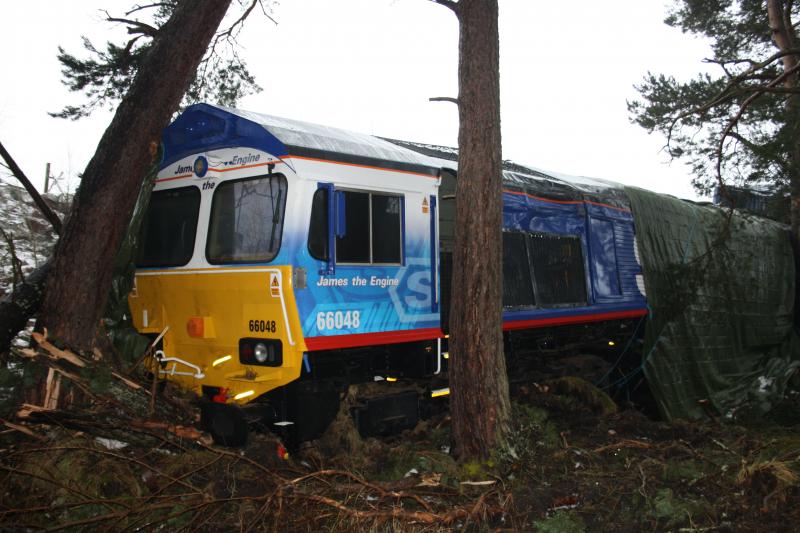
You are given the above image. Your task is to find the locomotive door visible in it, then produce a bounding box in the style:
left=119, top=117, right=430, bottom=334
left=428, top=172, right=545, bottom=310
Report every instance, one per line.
left=588, top=216, right=622, bottom=299
left=437, top=169, right=457, bottom=331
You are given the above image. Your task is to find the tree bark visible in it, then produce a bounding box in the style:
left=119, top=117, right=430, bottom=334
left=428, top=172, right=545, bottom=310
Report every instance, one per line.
left=448, top=0, right=511, bottom=459
left=767, top=0, right=800, bottom=241
left=38, top=0, right=232, bottom=351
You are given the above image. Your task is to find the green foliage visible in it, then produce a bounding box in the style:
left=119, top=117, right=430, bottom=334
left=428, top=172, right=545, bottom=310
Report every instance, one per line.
left=53, top=1, right=264, bottom=120
left=533, top=510, right=587, bottom=533
left=628, top=1, right=799, bottom=205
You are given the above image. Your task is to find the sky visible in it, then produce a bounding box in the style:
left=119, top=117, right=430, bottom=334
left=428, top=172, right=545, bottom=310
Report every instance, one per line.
left=0, top=1, right=713, bottom=200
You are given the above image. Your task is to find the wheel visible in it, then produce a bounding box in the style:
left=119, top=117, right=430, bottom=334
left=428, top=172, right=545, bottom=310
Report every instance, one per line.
left=200, top=402, right=249, bottom=447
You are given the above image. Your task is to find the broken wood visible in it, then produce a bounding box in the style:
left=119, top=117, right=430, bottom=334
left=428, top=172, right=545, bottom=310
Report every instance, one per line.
left=130, top=420, right=205, bottom=440
left=593, top=439, right=653, bottom=454
left=31, top=331, right=86, bottom=367
left=43, top=368, right=61, bottom=410
left=0, top=418, right=44, bottom=440
left=127, top=325, right=169, bottom=376
left=16, top=403, right=54, bottom=419
left=112, top=371, right=142, bottom=390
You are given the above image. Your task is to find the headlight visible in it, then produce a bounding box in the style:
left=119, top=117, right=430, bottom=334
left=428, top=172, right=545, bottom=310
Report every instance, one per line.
left=239, top=338, right=283, bottom=367
left=254, top=343, right=269, bottom=363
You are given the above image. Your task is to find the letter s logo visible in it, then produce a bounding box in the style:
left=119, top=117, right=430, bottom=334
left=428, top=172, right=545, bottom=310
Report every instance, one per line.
left=404, top=271, right=430, bottom=309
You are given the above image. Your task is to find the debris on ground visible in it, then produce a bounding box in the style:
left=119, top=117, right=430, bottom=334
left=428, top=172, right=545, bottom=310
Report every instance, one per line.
left=0, top=335, right=798, bottom=531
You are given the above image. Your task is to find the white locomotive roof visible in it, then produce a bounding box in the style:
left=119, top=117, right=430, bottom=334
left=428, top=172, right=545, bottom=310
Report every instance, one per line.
left=217, top=105, right=439, bottom=170
left=383, top=138, right=632, bottom=208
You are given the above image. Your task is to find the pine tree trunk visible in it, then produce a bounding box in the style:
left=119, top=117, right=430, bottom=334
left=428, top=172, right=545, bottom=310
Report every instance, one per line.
left=448, top=0, right=511, bottom=459
left=767, top=0, right=800, bottom=242
left=38, top=0, right=232, bottom=351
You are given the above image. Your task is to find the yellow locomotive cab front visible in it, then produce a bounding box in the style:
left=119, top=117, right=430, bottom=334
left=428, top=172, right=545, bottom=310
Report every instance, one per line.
left=129, top=264, right=307, bottom=403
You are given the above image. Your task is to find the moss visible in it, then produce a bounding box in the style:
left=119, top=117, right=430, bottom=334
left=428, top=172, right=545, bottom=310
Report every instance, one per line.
left=533, top=510, right=587, bottom=533
left=649, top=488, right=706, bottom=528
left=507, top=402, right=561, bottom=459
left=545, top=376, right=618, bottom=416
left=461, top=459, right=484, bottom=478
left=662, top=459, right=705, bottom=483
left=755, top=435, right=800, bottom=461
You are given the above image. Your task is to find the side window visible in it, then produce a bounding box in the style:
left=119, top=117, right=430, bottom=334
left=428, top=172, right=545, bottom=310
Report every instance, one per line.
left=528, top=233, right=587, bottom=306
left=207, top=174, right=287, bottom=264
left=308, top=187, right=328, bottom=260
left=371, top=194, right=402, bottom=263
left=336, top=191, right=371, bottom=263
left=336, top=190, right=403, bottom=264
left=137, top=186, right=200, bottom=268
left=502, top=231, right=536, bottom=308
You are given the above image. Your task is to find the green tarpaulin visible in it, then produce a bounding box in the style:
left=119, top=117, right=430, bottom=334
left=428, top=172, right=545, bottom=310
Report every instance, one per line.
left=625, top=187, right=800, bottom=421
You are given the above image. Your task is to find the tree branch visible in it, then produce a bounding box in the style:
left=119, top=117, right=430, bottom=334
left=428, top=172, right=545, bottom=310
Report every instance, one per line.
left=716, top=59, right=800, bottom=182
left=664, top=48, right=800, bottom=150
left=0, top=141, right=62, bottom=236
left=429, top=96, right=459, bottom=104
left=125, top=2, right=172, bottom=16
left=105, top=16, right=159, bottom=37
left=431, top=0, right=458, bottom=14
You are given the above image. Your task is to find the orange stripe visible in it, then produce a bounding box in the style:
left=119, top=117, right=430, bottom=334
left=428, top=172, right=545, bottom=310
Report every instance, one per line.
left=503, top=309, right=647, bottom=331
left=284, top=155, right=438, bottom=178
left=155, top=173, right=193, bottom=183
left=214, top=161, right=276, bottom=172
left=503, top=189, right=631, bottom=213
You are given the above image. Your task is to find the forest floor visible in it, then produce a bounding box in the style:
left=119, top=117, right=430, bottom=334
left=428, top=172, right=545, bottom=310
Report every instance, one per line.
left=0, top=365, right=798, bottom=532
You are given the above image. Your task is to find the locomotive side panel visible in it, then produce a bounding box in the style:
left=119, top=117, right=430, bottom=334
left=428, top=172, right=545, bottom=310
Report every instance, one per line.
left=286, top=158, right=442, bottom=351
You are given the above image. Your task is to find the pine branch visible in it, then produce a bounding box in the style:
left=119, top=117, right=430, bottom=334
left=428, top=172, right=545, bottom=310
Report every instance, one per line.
left=104, top=15, right=159, bottom=37
left=715, top=59, right=800, bottom=182
left=125, top=2, right=173, bottom=16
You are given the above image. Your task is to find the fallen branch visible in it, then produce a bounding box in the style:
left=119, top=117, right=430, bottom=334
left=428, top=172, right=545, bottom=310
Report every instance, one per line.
left=0, top=140, right=62, bottom=235
left=593, top=439, right=653, bottom=454
left=0, top=419, right=44, bottom=440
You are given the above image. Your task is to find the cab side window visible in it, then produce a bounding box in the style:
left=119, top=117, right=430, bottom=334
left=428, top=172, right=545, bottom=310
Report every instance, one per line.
left=307, top=186, right=404, bottom=266
left=308, top=188, right=328, bottom=260
left=137, top=186, right=201, bottom=267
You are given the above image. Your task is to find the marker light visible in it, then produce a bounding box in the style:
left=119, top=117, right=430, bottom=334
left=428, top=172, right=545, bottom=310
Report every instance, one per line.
left=254, top=343, right=269, bottom=363
left=234, top=390, right=254, bottom=401
left=386, top=377, right=397, bottom=382
left=212, top=355, right=232, bottom=367
left=443, top=352, right=450, bottom=359
left=608, top=341, right=616, bottom=347
left=187, top=317, right=204, bottom=338
left=431, top=387, right=450, bottom=398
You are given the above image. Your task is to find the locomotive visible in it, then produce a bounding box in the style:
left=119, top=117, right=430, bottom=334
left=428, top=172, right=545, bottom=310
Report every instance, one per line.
left=129, top=103, right=648, bottom=445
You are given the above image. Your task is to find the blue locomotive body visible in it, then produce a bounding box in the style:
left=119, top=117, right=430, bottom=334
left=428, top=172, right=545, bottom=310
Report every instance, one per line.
left=134, top=103, right=649, bottom=444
